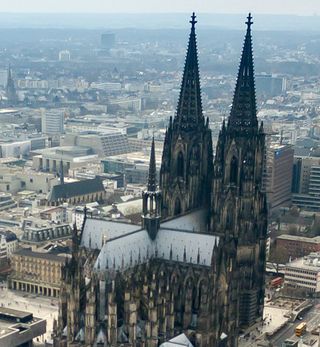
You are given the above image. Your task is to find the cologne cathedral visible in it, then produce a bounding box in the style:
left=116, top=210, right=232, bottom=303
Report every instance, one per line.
left=54, top=12, right=268, bottom=347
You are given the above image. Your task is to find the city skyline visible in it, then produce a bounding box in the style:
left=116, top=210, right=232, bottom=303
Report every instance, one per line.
left=0, top=0, right=319, bottom=15
left=0, top=3, right=318, bottom=346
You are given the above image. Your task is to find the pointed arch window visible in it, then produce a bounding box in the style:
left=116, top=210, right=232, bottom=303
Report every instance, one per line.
left=174, top=198, right=181, bottom=215
left=177, top=152, right=184, bottom=178
left=230, top=156, right=238, bottom=185
left=226, top=204, right=234, bottom=229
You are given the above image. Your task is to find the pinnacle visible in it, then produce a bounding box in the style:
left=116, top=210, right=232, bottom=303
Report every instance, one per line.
left=147, top=137, right=157, bottom=192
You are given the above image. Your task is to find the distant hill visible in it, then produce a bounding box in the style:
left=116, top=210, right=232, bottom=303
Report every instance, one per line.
left=0, top=13, right=319, bottom=31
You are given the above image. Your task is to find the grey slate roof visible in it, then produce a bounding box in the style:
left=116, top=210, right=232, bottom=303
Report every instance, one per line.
left=0, top=230, right=17, bottom=242
left=85, top=209, right=219, bottom=272
left=94, top=227, right=219, bottom=271
left=81, top=218, right=140, bottom=250
left=13, top=248, right=66, bottom=262
left=48, top=177, right=104, bottom=202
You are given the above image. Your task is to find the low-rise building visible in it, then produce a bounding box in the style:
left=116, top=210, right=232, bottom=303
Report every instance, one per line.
left=284, top=252, right=320, bottom=293
left=32, top=146, right=98, bottom=174
left=61, top=130, right=131, bottom=157
left=0, top=230, right=18, bottom=271
left=40, top=206, right=70, bottom=223
left=21, top=221, right=71, bottom=244
left=0, top=230, right=18, bottom=257
left=0, top=166, right=59, bottom=194
left=0, top=307, right=46, bottom=347
left=102, top=148, right=162, bottom=185
left=9, top=248, right=66, bottom=297
left=277, top=234, right=320, bottom=260
left=0, top=193, right=16, bottom=211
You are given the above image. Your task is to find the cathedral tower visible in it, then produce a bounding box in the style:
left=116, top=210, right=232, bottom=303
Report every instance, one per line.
left=160, top=13, right=213, bottom=220
left=211, top=14, right=268, bottom=328
left=6, top=65, right=17, bottom=104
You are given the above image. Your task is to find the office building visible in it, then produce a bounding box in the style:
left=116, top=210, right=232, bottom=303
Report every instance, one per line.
left=263, top=143, right=294, bottom=211
left=284, top=252, right=320, bottom=293
left=101, top=33, right=115, bottom=50
left=292, top=156, right=320, bottom=211
left=41, top=109, right=64, bottom=135
left=255, top=74, right=286, bottom=98
left=62, top=130, right=130, bottom=157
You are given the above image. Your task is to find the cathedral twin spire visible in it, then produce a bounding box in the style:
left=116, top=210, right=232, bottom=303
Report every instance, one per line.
left=175, top=12, right=204, bottom=131
left=174, top=12, right=257, bottom=134
left=158, top=13, right=259, bottom=219
left=228, top=13, right=258, bottom=133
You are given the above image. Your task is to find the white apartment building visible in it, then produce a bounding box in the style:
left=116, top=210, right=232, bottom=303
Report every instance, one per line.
left=41, top=109, right=64, bottom=135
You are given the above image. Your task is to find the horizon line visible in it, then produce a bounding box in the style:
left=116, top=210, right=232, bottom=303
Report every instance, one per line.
left=0, top=12, right=317, bottom=17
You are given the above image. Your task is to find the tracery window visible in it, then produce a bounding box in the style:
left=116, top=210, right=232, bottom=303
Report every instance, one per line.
left=177, top=152, right=184, bottom=177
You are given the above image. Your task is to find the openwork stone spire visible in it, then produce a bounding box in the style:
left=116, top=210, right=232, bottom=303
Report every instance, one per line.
left=175, top=12, right=203, bottom=131
left=147, top=137, right=157, bottom=192
left=6, top=65, right=17, bottom=103
left=228, top=13, right=258, bottom=133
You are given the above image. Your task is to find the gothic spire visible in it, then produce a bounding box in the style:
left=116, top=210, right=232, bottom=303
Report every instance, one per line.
left=228, top=13, right=258, bottom=133
left=60, top=160, right=65, bottom=185
left=6, top=65, right=17, bottom=104
left=7, top=65, right=12, bottom=84
left=175, top=12, right=203, bottom=131
left=147, top=137, right=157, bottom=192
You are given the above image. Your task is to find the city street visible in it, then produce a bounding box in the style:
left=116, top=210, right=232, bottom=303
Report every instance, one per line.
left=271, top=303, right=320, bottom=346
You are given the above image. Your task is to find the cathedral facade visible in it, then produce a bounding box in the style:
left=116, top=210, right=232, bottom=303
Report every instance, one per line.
left=54, top=13, right=267, bottom=347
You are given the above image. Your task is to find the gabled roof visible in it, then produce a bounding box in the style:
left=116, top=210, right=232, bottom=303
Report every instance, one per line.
left=81, top=218, right=140, bottom=250
left=94, top=228, right=218, bottom=272
left=48, top=177, right=104, bottom=202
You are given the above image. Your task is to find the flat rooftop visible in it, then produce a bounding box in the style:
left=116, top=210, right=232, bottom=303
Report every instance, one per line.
left=286, top=253, right=320, bottom=271
left=14, top=248, right=66, bottom=262
left=104, top=150, right=162, bottom=167
left=278, top=234, right=320, bottom=244
left=0, top=307, right=32, bottom=321
left=34, top=145, right=93, bottom=159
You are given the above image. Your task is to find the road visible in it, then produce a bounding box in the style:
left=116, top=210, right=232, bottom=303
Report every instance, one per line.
left=271, top=304, right=320, bottom=346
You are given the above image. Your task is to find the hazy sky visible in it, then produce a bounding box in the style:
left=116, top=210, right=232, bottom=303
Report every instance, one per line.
left=0, top=0, right=319, bottom=15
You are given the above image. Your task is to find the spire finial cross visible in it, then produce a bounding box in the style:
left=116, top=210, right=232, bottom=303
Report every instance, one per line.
left=246, top=13, right=253, bottom=30
left=190, top=12, right=197, bottom=29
